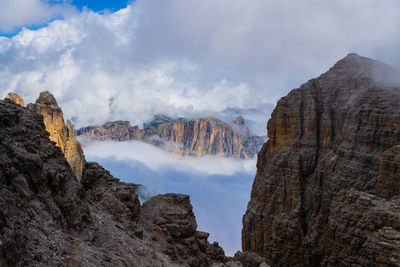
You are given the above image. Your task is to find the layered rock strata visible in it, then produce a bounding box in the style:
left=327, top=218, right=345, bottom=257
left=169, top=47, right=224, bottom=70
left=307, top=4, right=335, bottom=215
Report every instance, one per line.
left=242, top=54, right=400, bottom=266
left=24, top=91, right=85, bottom=180
left=0, top=98, right=267, bottom=266
left=77, top=116, right=266, bottom=158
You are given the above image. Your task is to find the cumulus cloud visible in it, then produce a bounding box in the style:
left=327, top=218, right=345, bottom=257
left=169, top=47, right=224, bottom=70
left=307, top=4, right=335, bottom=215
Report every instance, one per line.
left=0, top=0, right=75, bottom=33
left=1, top=0, right=400, bottom=131
left=80, top=138, right=256, bottom=175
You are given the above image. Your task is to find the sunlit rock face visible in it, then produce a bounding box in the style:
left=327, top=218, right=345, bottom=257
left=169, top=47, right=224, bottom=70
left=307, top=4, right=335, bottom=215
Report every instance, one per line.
left=242, top=54, right=400, bottom=266
left=5, top=92, right=25, bottom=107
left=77, top=116, right=266, bottom=159
left=26, top=91, right=85, bottom=180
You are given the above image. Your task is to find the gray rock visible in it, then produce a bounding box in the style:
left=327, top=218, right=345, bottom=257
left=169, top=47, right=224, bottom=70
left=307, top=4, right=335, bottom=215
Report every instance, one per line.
left=242, top=54, right=400, bottom=266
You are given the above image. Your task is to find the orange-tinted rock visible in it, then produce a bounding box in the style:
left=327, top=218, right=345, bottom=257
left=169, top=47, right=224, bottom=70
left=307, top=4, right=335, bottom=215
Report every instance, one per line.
left=77, top=116, right=266, bottom=158
left=5, top=92, right=25, bottom=107
left=242, top=54, right=400, bottom=265
left=28, top=91, right=85, bottom=180
left=64, top=120, right=84, bottom=180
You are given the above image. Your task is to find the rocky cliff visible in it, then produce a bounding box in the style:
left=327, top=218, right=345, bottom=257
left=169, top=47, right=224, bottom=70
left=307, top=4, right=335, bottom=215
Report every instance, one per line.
left=242, top=54, right=400, bottom=266
left=22, top=91, right=85, bottom=180
left=77, top=116, right=266, bottom=159
left=0, top=96, right=267, bottom=266
left=5, top=92, right=24, bottom=107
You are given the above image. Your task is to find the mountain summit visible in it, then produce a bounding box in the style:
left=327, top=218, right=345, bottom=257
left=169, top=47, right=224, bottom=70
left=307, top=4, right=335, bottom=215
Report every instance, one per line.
left=242, top=54, right=400, bottom=265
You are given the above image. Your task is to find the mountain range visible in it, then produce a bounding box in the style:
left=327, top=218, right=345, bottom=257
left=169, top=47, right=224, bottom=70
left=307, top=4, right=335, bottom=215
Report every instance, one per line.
left=76, top=115, right=266, bottom=159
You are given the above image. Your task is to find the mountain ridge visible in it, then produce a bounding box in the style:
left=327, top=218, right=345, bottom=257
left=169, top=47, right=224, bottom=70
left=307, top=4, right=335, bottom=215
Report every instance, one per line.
left=76, top=115, right=266, bottom=159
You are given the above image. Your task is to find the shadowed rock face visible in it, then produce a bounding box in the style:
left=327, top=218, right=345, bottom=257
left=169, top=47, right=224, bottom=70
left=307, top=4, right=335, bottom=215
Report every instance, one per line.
left=25, top=91, right=85, bottom=180
left=242, top=54, right=400, bottom=266
left=0, top=98, right=267, bottom=266
left=77, top=116, right=266, bottom=159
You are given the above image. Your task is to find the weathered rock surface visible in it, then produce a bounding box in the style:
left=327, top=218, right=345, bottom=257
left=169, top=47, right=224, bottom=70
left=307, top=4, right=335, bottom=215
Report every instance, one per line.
left=0, top=98, right=261, bottom=266
left=5, top=92, right=24, bottom=107
left=242, top=54, right=400, bottom=266
left=77, top=116, right=266, bottom=159
left=26, top=91, right=85, bottom=180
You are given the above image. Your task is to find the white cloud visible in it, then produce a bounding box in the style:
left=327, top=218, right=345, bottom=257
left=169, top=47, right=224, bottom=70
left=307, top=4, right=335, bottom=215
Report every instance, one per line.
left=0, top=0, right=75, bottom=32
left=79, top=138, right=257, bottom=176
left=0, top=0, right=400, bottom=130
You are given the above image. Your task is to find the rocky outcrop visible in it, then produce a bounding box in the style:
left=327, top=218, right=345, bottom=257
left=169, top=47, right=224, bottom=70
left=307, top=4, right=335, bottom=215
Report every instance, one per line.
left=0, top=98, right=266, bottom=266
left=26, top=91, right=85, bottom=180
left=77, top=116, right=266, bottom=158
left=242, top=54, right=400, bottom=266
left=5, top=92, right=24, bottom=106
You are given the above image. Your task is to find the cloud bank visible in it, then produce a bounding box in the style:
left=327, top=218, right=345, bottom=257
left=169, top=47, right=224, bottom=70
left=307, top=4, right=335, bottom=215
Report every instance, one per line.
left=80, top=138, right=256, bottom=175
left=1, top=0, right=400, bottom=131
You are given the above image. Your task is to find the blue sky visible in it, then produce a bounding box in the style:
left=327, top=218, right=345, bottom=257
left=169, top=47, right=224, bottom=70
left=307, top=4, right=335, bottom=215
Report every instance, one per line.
left=70, top=0, right=131, bottom=12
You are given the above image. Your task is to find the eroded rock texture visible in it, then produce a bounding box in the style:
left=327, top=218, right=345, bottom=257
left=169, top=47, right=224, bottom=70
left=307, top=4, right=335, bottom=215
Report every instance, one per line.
left=242, top=54, right=400, bottom=266
left=26, top=91, right=85, bottom=180
left=5, top=92, right=24, bottom=107
left=77, top=116, right=266, bottom=158
left=0, top=98, right=263, bottom=266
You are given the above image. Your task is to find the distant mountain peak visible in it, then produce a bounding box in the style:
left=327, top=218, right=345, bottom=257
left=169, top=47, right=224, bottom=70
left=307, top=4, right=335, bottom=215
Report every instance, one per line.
left=232, top=115, right=245, bottom=126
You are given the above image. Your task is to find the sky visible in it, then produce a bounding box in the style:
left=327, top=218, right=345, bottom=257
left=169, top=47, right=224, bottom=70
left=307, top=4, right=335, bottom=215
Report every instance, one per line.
left=1, top=0, right=400, bottom=133
left=1, top=0, right=400, bottom=256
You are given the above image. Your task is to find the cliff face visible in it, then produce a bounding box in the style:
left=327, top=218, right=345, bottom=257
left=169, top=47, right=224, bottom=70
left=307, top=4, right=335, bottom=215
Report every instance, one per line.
left=242, top=54, right=400, bottom=266
left=77, top=116, right=266, bottom=158
left=24, top=91, right=85, bottom=180
left=0, top=98, right=267, bottom=266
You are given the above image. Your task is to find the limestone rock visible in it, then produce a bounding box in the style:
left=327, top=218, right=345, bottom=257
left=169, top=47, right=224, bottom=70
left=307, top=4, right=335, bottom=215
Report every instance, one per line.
left=0, top=99, right=90, bottom=266
left=27, top=91, right=85, bottom=180
left=5, top=92, right=24, bottom=106
left=77, top=116, right=267, bottom=158
left=64, top=120, right=85, bottom=181
left=242, top=54, right=400, bottom=265
left=140, top=193, right=227, bottom=266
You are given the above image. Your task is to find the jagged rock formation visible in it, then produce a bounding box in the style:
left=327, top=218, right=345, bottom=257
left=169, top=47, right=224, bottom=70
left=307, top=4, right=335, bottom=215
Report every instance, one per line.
left=0, top=98, right=267, bottom=266
left=5, top=92, right=24, bottom=106
left=77, top=116, right=266, bottom=158
left=25, top=91, right=85, bottom=180
left=242, top=54, right=400, bottom=266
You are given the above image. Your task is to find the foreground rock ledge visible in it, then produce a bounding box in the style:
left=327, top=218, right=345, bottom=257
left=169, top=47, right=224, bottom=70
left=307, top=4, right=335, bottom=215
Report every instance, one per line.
left=242, top=54, right=400, bottom=266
